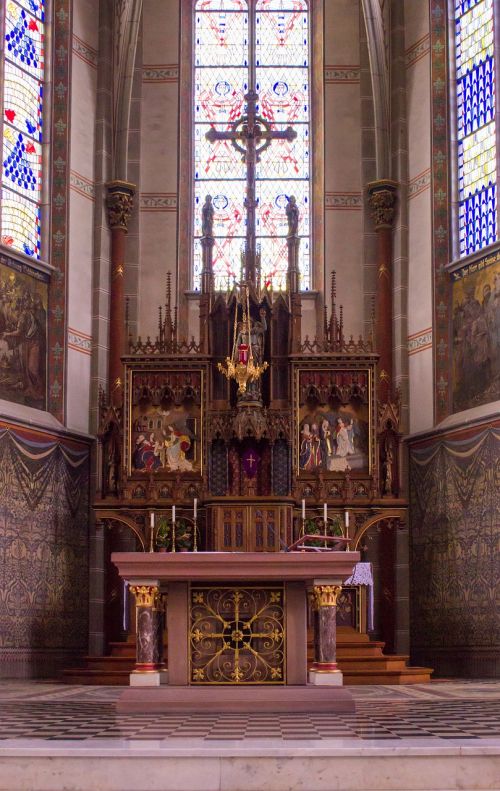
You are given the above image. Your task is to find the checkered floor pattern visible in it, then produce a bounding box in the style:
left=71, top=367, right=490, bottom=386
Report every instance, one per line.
left=1, top=683, right=500, bottom=741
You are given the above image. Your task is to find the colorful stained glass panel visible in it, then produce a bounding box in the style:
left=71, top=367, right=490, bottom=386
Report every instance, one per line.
left=195, top=9, right=248, bottom=67
left=256, top=69, right=309, bottom=124
left=194, top=180, right=246, bottom=238
left=196, top=1, right=247, bottom=10
left=455, top=0, right=483, bottom=17
left=3, top=60, right=43, bottom=142
left=195, top=125, right=246, bottom=180
left=1, top=187, right=41, bottom=258
left=458, top=121, right=496, bottom=198
left=15, top=0, right=45, bottom=21
left=195, top=67, right=247, bottom=124
left=459, top=185, right=496, bottom=256
left=5, top=2, right=44, bottom=80
left=457, top=56, right=494, bottom=138
left=455, top=0, right=493, bottom=78
left=256, top=126, right=309, bottom=180
left=256, top=180, right=309, bottom=237
left=257, top=0, right=307, bottom=10
left=258, top=234, right=310, bottom=291
left=256, top=10, right=308, bottom=66
left=3, top=127, right=42, bottom=201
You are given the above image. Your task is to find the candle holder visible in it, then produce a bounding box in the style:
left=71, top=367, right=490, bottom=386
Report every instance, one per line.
left=171, top=518, right=176, bottom=553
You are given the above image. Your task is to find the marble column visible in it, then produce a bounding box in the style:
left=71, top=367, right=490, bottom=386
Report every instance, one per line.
left=367, top=180, right=398, bottom=405
left=309, top=583, right=343, bottom=686
left=129, top=583, right=167, bottom=686
left=106, top=180, right=135, bottom=407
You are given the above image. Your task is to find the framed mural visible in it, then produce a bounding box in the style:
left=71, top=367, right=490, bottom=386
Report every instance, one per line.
left=0, top=255, right=48, bottom=410
left=452, top=250, right=500, bottom=412
left=294, top=367, right=373, bottom=476
left=126, top=368, right=204, bottom=476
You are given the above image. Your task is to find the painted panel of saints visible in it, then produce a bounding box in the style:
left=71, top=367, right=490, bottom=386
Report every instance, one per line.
left=297, top=370, right=370, bottom=474
left=0, top=257, right=48, bottom=410
left=129, top=371, right=202, bottom=475
left=452, top=252, right=500, bottom=412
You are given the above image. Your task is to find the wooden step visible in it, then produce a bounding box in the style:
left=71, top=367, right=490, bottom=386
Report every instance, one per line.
left=337, top=655, right=409, bottom=672
left=341, top=667, right=433, bottom=685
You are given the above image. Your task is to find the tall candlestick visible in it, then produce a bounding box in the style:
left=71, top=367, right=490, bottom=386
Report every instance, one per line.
left=150, top=512, right=154, bottom=528
left=302, top=499, right=305, bottom=519
left=172, top=505, right=176, bottom=523
left=345, top=510, right=349, bottom=528
left=194, top=498, right=197, bottom=518
left=323, top=503, right=327, bottom=523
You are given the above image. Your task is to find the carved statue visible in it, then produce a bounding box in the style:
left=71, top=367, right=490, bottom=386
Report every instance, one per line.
left=286, top=195, right=299, bottom=236
left=201, top=194, right=214, bottom=237
left=236, top=308, right=267, bottom=402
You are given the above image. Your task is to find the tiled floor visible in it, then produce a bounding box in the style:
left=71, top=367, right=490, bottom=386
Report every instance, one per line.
left=1, top=681, right=500, bottom=742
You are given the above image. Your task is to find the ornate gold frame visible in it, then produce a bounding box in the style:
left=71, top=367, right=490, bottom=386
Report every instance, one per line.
left=293, top=362, right=375, bottom=477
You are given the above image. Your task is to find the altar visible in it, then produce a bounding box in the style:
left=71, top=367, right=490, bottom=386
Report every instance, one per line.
left=113, top=550, right=359, bottom=711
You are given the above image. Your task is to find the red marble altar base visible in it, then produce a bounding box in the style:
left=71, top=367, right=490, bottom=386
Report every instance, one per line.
left=116, top=684, right=355, bottom=713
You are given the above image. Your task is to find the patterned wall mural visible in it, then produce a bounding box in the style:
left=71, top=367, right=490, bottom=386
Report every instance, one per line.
left=0, top=422, right=90, bottom=678
left=409, top=420, right=500, bottom=677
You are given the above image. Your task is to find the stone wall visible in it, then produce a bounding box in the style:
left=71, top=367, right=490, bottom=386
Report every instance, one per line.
left=0, top=421, right=91, bottom=678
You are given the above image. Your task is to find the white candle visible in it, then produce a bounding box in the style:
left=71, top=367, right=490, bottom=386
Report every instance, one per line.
left=194, top=498, right=197, bottom=518
left=324, top=503, right=327, bottom=523
left=345, top=510, right=349, bottom=528
left=172, top=505, right=176, bottom=522
left=302, top=499, right=305, bottom=519
left=150, top=512, right=154, bottom=528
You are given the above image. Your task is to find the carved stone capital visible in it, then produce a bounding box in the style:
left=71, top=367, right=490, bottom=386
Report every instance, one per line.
left=130, top=584, right=159, bottom=608
left=312, top=584, right=342, bottom=609
left=367, top=180, right=398, bottom=229
left=106, top=180, right=135, bottom=231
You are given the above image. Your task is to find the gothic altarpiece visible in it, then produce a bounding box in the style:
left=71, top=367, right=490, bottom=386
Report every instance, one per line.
left=95, top=197, right=406, bottom=683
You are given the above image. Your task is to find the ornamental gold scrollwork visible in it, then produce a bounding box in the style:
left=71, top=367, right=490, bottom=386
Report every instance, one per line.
left=130, top=584, right=160, bottom=608
left=189, top=586, right=285, bottom=684
left=312, top=584, right=342, bottom=608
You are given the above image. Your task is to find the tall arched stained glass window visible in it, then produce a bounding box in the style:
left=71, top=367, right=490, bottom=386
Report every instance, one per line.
left=1, top=0, right=45, bottom=260
left=193, top=0, right=310, bottom=291
left=453, top=0, right=497, bottom=257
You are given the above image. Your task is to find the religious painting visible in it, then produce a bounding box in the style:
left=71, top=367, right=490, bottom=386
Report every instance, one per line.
left=0, top=255, right=48, bottom=410
left=295, top=369, right=372, bottom=475
left=128, top=369, right=203, bottom=476
left=452, top=250, right=500, bottom=412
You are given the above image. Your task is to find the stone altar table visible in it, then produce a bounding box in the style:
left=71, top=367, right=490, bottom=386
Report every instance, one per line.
left=112, top=551, right=359, bottom=712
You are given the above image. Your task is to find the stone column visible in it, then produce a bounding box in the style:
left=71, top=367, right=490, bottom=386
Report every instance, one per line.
left=309, top=583, right=343, bottom=686
left=367, top=180, right=398, bottom=405
left=129, top=583, right=167, bottom=686
left=106, top=180, right=135, bottom=407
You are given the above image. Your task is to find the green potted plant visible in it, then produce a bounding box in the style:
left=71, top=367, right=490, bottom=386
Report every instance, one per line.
left=175, top=518, right=193, bottom=552
left=155, top=516, right=171, bottom=552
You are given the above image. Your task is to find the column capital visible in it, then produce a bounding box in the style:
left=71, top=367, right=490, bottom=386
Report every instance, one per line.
left=130, top=584, right=159, bottom=608
left=367, top=180, right=398, bottom=229
left=312, top=584, right=342, bottom=608
left=106, top=180, right=136, bottom=231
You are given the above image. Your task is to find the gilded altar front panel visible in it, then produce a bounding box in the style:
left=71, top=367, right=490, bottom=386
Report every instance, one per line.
left=189, top=586, right=285, bottom=684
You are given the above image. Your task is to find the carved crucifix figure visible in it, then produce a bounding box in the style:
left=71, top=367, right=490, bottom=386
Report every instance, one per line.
left=205, top=89, right=296, bottom=285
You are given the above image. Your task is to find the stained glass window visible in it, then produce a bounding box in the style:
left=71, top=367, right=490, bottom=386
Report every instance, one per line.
left=193, top=0, right=310, bottom=291
left=1, top=0, right=45, bottom=259
left=454, top=0, right=497, bottom=256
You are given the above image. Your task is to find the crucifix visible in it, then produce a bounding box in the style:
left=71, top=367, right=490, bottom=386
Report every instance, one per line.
left=246, top=452, right=257, bottom=469
left=205, top=6, right=297, bottom=286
